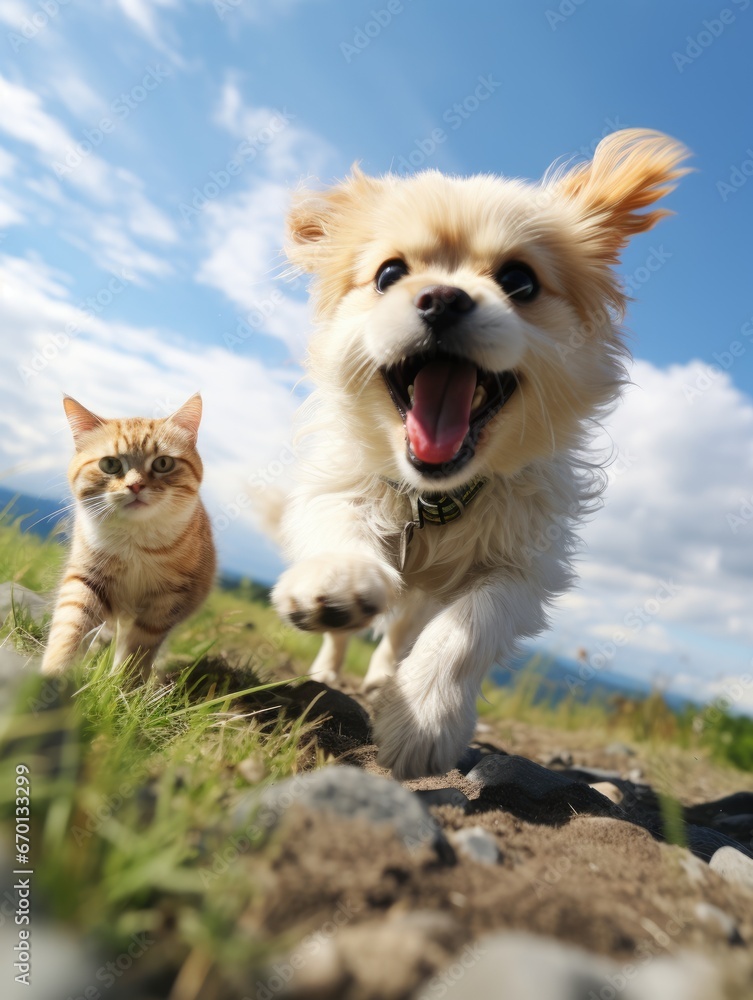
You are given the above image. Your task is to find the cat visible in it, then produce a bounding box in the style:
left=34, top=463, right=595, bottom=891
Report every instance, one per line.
left=40, top=394, right=216, bottom=680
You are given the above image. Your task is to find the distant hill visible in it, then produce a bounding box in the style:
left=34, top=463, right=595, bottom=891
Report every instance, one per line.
left=491, top=651, right=694, bottom=713
left=0, top=487, right=68, bottom=539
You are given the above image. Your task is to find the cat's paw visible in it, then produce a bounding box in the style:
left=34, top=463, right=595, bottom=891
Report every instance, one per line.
left=272, top=555, right=399, bottom=633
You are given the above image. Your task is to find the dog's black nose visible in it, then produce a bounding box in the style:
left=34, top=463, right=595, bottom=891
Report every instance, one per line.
left=415, top=285, right=475, bottom=329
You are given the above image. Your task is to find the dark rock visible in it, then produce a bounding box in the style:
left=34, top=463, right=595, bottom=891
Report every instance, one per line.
left=454, top=743, right=506, bottom=775
left=710, top=813, right=753, bottom=842
left=234, top=765, right=449, bottom=855
left=685, top=824, right=753, bottom=862
left=684, top=792, right=753, bottom=827
left=465, top=754, right=622, bottom=824
left=414, top=787, right=471, bottom=812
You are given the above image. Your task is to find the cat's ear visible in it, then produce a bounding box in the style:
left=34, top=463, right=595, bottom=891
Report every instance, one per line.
left=167, top=393, right=202, bottom=444
left=63, top=396, right=104, bottom=449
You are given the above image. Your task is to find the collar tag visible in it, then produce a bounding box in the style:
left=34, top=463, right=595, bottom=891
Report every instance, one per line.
left=389, top=477, right=487, bottom=572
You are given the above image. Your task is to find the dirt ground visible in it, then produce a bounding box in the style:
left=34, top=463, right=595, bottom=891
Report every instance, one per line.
left=234, top=676, right=753, bottom=1000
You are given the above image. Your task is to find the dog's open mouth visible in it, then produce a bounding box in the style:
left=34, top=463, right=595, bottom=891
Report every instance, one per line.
left=381, top=352, right=517, bottom=478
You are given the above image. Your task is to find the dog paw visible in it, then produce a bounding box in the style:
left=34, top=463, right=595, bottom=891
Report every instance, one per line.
left=372, top=680, right=475, bottom=780
left=272, top=556, right=399, bottom=633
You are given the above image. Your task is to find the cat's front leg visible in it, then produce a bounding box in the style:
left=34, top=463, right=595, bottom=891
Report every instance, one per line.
left=41, top=571, right=109, bottom=675
left=373, top=572, right=548, bottom=780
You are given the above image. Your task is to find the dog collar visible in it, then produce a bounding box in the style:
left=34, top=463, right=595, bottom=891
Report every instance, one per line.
left=382, top=476, right=487, bottom=569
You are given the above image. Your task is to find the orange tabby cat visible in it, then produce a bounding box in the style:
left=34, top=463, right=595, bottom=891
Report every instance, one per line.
left=41, top=394, right=216, bottom=680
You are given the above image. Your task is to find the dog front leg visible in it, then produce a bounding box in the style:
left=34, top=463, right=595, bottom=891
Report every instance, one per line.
left=373, top=572, right=548, bottom=780
left=272, top=496, right=401, bottom=634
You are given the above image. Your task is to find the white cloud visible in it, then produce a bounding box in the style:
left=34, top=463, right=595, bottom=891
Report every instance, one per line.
left=0, top=252, right=297, bottom=578
left=547, top=357, right=753, bottom=682
left=0, top=74, right=178, bottom=279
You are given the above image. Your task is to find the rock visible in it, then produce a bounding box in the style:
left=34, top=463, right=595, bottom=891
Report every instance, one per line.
left=414, top=787, right=471, bottom=812
left=0, top=645, right=35, bottom=692
left=0, top=581, right=50, bottom=621
left=272, top=912, right=457, bottom=1000
left=685, top=791, right=753, bottom=827
left=283, top=679, right=372, bottom=747
left=465, top=754, right=621, bottom=823
left=449, top=826, right=500, bottom=865
left=693, top=901, right=744, bottom=945
left=234, top=765, right=449, bottom=855
left=626, top=767, right=644, bottom=783
left=605, top=741, right=636, bottom=756
left=420, top=932, right=721, bottom=1000
left=709, top=845, right=753, bottom=890
left=454, top=744, right=506, bottom=775
left=686, top=824, right=753, bottom=862
left=589, top=781, right=623, bottom=805
left=545, top=750, right=573, bottom=768
left=558, top=765, right=623, bottom=783
left=710, top=813, right=753, bottom=841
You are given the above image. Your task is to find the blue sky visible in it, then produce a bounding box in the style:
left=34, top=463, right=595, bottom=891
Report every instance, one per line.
left=1, top=0, right=752, bottom=707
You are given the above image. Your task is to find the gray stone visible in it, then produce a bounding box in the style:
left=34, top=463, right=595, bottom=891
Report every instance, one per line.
left=0, top=581, right=50, bottom=621
left=419, top=932, right=721, bottom=1000
left=449, top=826, right=500, bottom=865
left=709, top=845, right=753, bottom=890
left=235, top=765, right=448, bottom=854
left=414, top=787, right=471, bottom=812
left=693, top=901, right=744, bottom=945
left=604, top=741, right=636, bottom=756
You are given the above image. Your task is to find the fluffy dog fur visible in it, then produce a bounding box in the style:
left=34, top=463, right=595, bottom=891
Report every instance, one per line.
left=272, top=129, right=689, bottom=780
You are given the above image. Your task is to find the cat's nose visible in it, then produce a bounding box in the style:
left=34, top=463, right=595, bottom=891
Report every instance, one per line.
left=415, top=285, right=475, bottom=331
left=127, top=482, right=143, bottom=494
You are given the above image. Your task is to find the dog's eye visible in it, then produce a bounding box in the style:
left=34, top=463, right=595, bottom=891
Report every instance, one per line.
left=375, top=259, right=409, bottom=293
left=495, top=262, right=540, bottom=302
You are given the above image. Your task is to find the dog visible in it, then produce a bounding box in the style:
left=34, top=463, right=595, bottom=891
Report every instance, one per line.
left=271, top=129, right=689, bottom=780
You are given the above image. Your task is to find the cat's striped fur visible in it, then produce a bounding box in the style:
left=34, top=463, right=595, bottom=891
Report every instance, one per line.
left=41, top=394, right=216, bottom=680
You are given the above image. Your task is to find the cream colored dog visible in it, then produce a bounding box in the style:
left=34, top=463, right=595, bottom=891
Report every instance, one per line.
left=272, top=130, right=689, bottom=779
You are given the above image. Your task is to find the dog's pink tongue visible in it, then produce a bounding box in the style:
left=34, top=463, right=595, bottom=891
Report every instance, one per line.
left=405, top=359, right=477, bottom=464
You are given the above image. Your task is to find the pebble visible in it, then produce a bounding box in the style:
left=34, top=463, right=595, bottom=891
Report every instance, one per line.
left=693, top=901, right=744, bottom=945
left=605, top=741, right=636, bottom=756
left=544, top=750, right=573, bottom=768
left=589, top=781, right=624, bottom=805
left=234, top=765, right=448, bottom=854
left=414, top=787, right=471, bottom=812
left=420, top=932, right=721, bottom=1000
left=449, top=826, right=500, bottom=865
left=709, top=845, right=753, bottom=890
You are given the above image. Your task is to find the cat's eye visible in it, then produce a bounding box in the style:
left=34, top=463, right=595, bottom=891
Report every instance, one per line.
left=375, top=259, right=409, bottom=293
left=495, top=262, right=540, bottom=303
left=98, top=457, right=122, bottom=475
left=152, top=456, right=176, bottom=474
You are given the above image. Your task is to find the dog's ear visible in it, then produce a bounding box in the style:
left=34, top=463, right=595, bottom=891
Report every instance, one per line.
left=286, top=166, right=382, bottom=274
left=553, top=129, right=691, bottom=263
